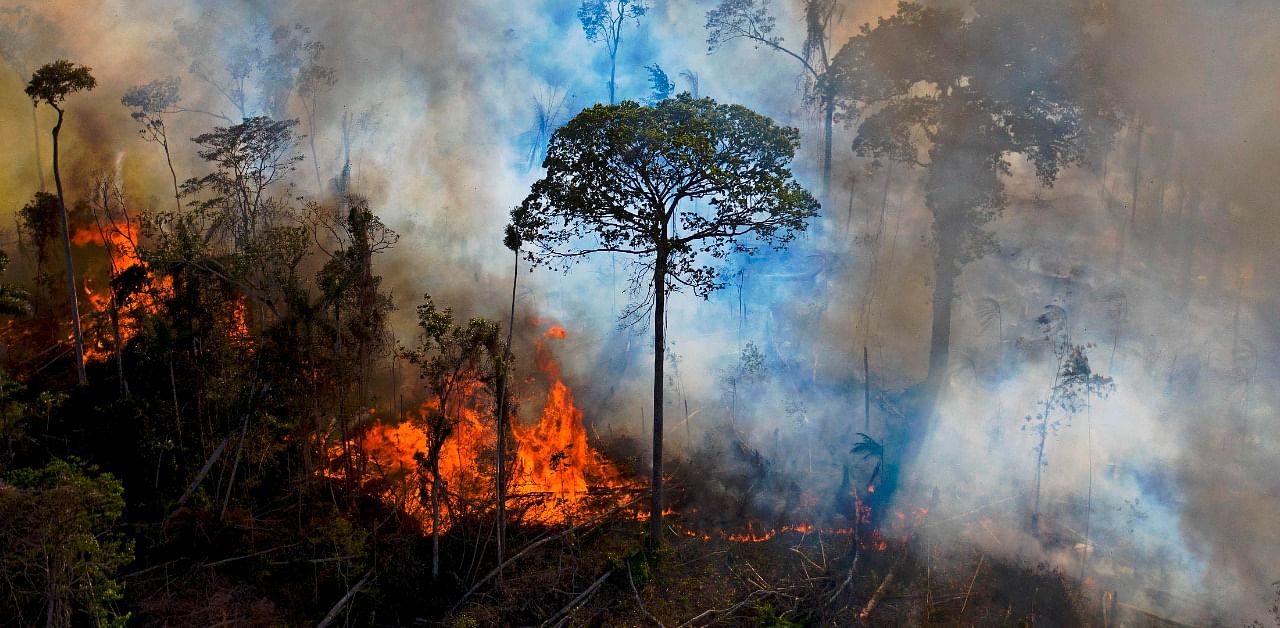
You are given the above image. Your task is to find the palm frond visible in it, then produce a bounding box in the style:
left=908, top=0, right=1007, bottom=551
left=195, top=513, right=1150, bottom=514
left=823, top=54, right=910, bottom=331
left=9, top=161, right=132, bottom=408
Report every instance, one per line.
left=975, top=297, right=1001, bottom=335
left=850, top=432, right=883, bottom=461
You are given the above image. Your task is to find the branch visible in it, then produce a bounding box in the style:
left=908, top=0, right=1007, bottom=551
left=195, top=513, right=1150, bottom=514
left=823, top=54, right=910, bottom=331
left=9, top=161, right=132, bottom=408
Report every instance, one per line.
left=541, top=568, right=613, bottom=627
left=677, top=587, right=794, bottom=627
left=316, top=569, right=374, bottom=628
left=448, top=494, right=643, bottom=616
left=629, top=563, right=666, bottom=628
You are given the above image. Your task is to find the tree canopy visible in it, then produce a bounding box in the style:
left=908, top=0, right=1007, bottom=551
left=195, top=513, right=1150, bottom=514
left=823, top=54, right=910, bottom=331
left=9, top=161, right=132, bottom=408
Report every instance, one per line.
left=24, top=59, right=96, bottom=109
left=510, top=93, right=818, bottom=546
left=511, top=93, right=819, bottom=313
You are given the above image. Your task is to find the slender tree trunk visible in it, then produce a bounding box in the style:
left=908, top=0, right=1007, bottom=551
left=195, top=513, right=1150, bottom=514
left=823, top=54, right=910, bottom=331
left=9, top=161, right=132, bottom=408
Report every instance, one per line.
left=648, top=248, right=667, bottom=548
left=1032, top=410, right=1049, bottom=527
left=823, top=97, right=834, bottom=207
left=111, top=301, right=127, bottom=397
left=308, top=99, right=324, bottom=196
left=51, top=108, right=87, bottom=385
left=1080, top=391, right=1093, bottom=585
left=863, top=346, right=871, bottom=433
left=162, top=136, right=181, bottom=213
left=1116, top=123, right=1143, bottom=270
left=32, top=106, right=46, bottom=192
left=608, top=39, right=618, bottom=105
left=495, top=248, right=518, bottom=579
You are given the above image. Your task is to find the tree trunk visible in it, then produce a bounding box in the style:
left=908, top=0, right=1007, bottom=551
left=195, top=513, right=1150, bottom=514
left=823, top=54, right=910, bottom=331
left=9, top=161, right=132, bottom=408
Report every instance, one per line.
left=924, top=250, right=957, bottom=416
left=308, top=99, right=324, bottom=196
left=495, top=248, right=518, bottom=579
left=648, top=249, right=667, bottom=548
left=432, top=463, right=442, bottom=580
left=875, top=241, right=957, bottom=526
left=51, top=108, right=87, bottom=385
left=162, top=136, right=182, bottom=213
left=823, top=96, right=834, bottom=207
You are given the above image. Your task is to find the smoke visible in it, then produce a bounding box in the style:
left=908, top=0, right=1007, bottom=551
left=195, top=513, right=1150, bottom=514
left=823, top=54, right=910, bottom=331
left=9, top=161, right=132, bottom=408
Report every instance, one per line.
left=1, top=0, right=1278, bottom=622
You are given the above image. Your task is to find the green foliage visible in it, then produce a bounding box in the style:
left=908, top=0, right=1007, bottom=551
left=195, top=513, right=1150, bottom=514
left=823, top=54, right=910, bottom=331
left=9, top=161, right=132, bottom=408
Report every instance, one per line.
left=0, top=251, right=31, bottom=316
left=510, top=93, right=819, bottom=306
left=25, top=59, right=96, bottom=108
left=752, top=600, right=803, bottom=627
left=0, top=458, right=133, bottom=627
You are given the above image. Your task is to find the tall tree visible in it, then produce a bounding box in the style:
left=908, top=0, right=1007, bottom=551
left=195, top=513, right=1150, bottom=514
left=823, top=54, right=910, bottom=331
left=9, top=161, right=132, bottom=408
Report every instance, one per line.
left=26, top=60, right=97, bottom=385
left=184, top=116, right=304, bottom=251
left=829, top=1, right=1118, bottom=512
left=707, top=0, right=839, bottom=203
left=579, top=0, right=648, bottom=105
left=509, top=94, right=819, bottom=547
left=122, top=77, right=184, bottom=213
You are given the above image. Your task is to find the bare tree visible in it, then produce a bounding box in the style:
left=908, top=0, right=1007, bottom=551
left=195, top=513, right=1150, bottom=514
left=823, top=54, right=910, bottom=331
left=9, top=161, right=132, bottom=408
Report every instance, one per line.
left=707, top=0, right=839, bottom=202
left=579, top=0, right=649, bottom=104
left=122, top=77, right=184, bottom=213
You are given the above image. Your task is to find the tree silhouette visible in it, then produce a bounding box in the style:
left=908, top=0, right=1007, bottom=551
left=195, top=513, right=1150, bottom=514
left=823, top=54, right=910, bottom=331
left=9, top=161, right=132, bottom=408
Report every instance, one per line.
left=707, top=0, right=840, bottom=203
left=26, top=59, right=97, bottom=385
left=122, top=77, right=184, bottom=212
left=510, top=94, right=819, bottom=546
left=829, top=1, right=1119, bottom=511
left=184, top=116, right=304, bottom=251
left=578, top=0, right=648, bottom=105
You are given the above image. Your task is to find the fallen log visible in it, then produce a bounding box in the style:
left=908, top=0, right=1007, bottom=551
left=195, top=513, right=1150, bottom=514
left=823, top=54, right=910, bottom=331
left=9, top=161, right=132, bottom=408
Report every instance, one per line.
left=542, top=569, right=614, bottom=628
left=316, top=569, right=374, bottom=628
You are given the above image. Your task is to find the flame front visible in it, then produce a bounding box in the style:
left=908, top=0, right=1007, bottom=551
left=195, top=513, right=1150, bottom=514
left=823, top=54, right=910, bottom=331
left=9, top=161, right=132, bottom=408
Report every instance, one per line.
left=337, top=326, right=634, bottom=533
left=73, top=223, right=172, bottom=361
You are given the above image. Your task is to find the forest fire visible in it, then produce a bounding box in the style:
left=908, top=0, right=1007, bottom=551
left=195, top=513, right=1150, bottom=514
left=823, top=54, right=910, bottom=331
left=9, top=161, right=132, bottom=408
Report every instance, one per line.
left=339, top=325, right=635, bottom=532
left=71, top=224, right=170, bottom=361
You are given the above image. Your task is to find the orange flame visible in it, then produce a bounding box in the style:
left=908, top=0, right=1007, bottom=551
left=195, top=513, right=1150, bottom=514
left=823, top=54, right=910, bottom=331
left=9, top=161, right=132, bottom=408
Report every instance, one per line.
left=336, top=331, right=634, bottom=533
left=72, top=224, right=172, bottom=361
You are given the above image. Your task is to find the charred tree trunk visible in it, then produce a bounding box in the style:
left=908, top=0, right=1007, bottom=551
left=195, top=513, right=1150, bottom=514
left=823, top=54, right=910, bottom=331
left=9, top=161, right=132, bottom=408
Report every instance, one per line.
left=51, top=106, right=87, bottom=385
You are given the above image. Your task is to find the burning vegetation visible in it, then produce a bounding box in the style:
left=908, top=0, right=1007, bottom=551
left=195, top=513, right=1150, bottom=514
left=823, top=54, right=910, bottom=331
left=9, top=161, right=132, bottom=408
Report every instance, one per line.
left=0, top=0, right=1277, bottom=626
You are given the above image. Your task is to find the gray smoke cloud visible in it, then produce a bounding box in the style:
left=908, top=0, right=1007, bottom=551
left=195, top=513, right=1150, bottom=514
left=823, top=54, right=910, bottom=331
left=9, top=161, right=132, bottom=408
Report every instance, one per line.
left=1, top=0, right=1277, bottom=622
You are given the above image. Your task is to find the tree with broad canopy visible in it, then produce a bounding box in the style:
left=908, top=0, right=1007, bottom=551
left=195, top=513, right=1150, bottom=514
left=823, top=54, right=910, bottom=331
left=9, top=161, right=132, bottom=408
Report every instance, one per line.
left=508, top=93, right=820, bottom=547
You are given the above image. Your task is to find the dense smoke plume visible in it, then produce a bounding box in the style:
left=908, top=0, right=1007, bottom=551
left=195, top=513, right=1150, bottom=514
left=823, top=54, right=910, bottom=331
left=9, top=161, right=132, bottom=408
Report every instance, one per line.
left=1, top=0, right=1278, bottom=622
